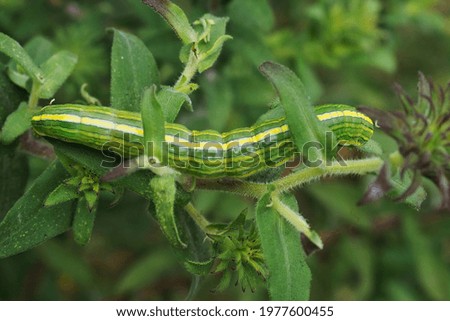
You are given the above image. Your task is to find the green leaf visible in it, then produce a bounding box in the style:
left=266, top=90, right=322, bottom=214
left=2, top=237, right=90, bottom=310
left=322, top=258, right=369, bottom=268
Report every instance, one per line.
left=184, top=259, right=214, bottom=276
left=0, top=32, right=44, bottom=83
left=51, top=138, right=186, bottom=208
left=0, top=161, right=74, bottom=258
left=0, top=101, right=31, bottom=144
left=195, top=14, right=232, bottom=73
left=259, top=61, right=331, bottom=164
left=175, top=205, right=212, bottom=278
left=0, top=65, right=28, bottom=218
left=402, top=214, right=450, bottom=300
left=389, top=170, right=427, bottom=210
left=21, top=36, right=56, bottom=65
left=0, top=145, right=28, bottom=218
left=156, top=85, right=192, bottom=122
left=51, top=139, right=111, bottom=176
left=149, top=175, right=186, bottom=249
left=115, top=249, right=178, bottom=295
left=141, top=86, right=164, bottom=160
left=44, top=183, right=79, bottom=207
left=254, top=102, right=285, bottom=125
left=7, top=36, right=56, bottom=90
left=110, top=29, right=160, bottom=112
left=198, top=35, right=232, bottom=73
left=7, top=65, right=31, bottom=91
left=256, top=192, right=311, bottom=300
left=142, top=0, right=197, bottom=44
left=83, top=190, right=98, bottom=211
left=214, top=270, right=232, bottom=292
left=272, top=194, right=323, bottom=249
left=73, top=196, right=97, bottom=246
left=38, top=50, right=78, bottom=99
left=51, top=139, right=156, bottom=200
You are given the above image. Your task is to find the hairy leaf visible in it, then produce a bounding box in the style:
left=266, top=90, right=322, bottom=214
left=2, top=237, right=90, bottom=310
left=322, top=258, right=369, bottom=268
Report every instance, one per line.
left=0, top=32, right=44, bottom=83
left=44, top=183, right=79, bottom=207
left=0, top=66, right=28, bottom=217
left=142, top=0, right=196, bottom=44
left=149, top=175, right=186, bottom=249
left=0, top=161, right=74, bottom=258
left=157, top=85, right=192, bottom=122
left=141, top=86, right=164, bottom=160
left=0, top=101, right=31, bottom=144
left=39, top=50, right=78, bottom=99
left=7, top=36, right=55, bottom=91
left=256, top=192, right=311, bottom=300
left=260, top=61, right=331, bottom=164
left=73, top=196, right=97, bottom=246
left=110, top=29, right=159, bottom=112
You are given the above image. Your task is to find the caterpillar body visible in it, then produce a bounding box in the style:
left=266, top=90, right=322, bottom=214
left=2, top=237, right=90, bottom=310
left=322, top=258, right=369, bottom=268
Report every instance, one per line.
left=31, top=104, right=374, bottom=178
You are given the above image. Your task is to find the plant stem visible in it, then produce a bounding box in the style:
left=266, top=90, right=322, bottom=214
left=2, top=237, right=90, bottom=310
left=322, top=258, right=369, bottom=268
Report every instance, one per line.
left=271, top=194, right=310, bottom=230
left=194, top=157, right=384, bottom=198
left=275, top=157, right=384, bottom=194
left=271, top=193, right=323, bottom=248
left=184, top=202, right=210, bottom=232
left=174, top=49, right=199, bottom=94
left=194, top=178, right=266, bottom=199
left=28, top=81, right=41, bottom=109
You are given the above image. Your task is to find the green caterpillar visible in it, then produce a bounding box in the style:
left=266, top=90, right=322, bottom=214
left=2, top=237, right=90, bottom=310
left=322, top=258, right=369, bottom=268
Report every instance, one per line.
left=31, top=104, right=374, bottom=178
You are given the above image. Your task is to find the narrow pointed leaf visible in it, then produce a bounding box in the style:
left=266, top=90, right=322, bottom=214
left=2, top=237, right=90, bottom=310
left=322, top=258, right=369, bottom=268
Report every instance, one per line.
left=73, top=196, right=97, bottom=246
left=198, top=35, right=232, bottom=73
left=0, top=161, right=74, bottom=258
left=142, top=0, right=197, bottom=44
left=44, top=183, right=79, bottom=207
left=272, top=194, right=323, bottom=249
left=184, top=259, right=214, bottom=276
left=110, top=29, right=159, bottom=112
left=39, top=50, right=78, bottom=99
left=389, top=169, right=427, bottom=210
left=0, top=32, right=44, bottom=83
left=195, top=14, right=232, bottom=73
left=149, top=175, right=186, bottom=249
left=157, top=85, right=192, bottom=122
left=141, top=86, right=165, bottom=160
left=83, top=190, right=98, bottom=211
left=7, top=36, right=56, bottom=91
left=0, top=102, right=31, bottom=144
left=260, top=61, right=330, bottom=163
left=256, top=192, right=311, bottom=300
left=0, top=67, right=28, bottom=217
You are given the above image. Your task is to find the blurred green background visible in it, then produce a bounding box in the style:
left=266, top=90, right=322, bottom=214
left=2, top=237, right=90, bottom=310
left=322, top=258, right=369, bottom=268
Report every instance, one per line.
left=0, top=0, right=449, bottom=300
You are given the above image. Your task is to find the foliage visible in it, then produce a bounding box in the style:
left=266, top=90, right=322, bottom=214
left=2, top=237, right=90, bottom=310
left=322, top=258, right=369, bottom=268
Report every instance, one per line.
left=0, top=0, right=449, bottom=300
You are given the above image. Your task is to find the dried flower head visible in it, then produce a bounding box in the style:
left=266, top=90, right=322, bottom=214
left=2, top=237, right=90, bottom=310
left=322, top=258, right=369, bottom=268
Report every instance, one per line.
left=362, top=73, right=450, bottom=208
